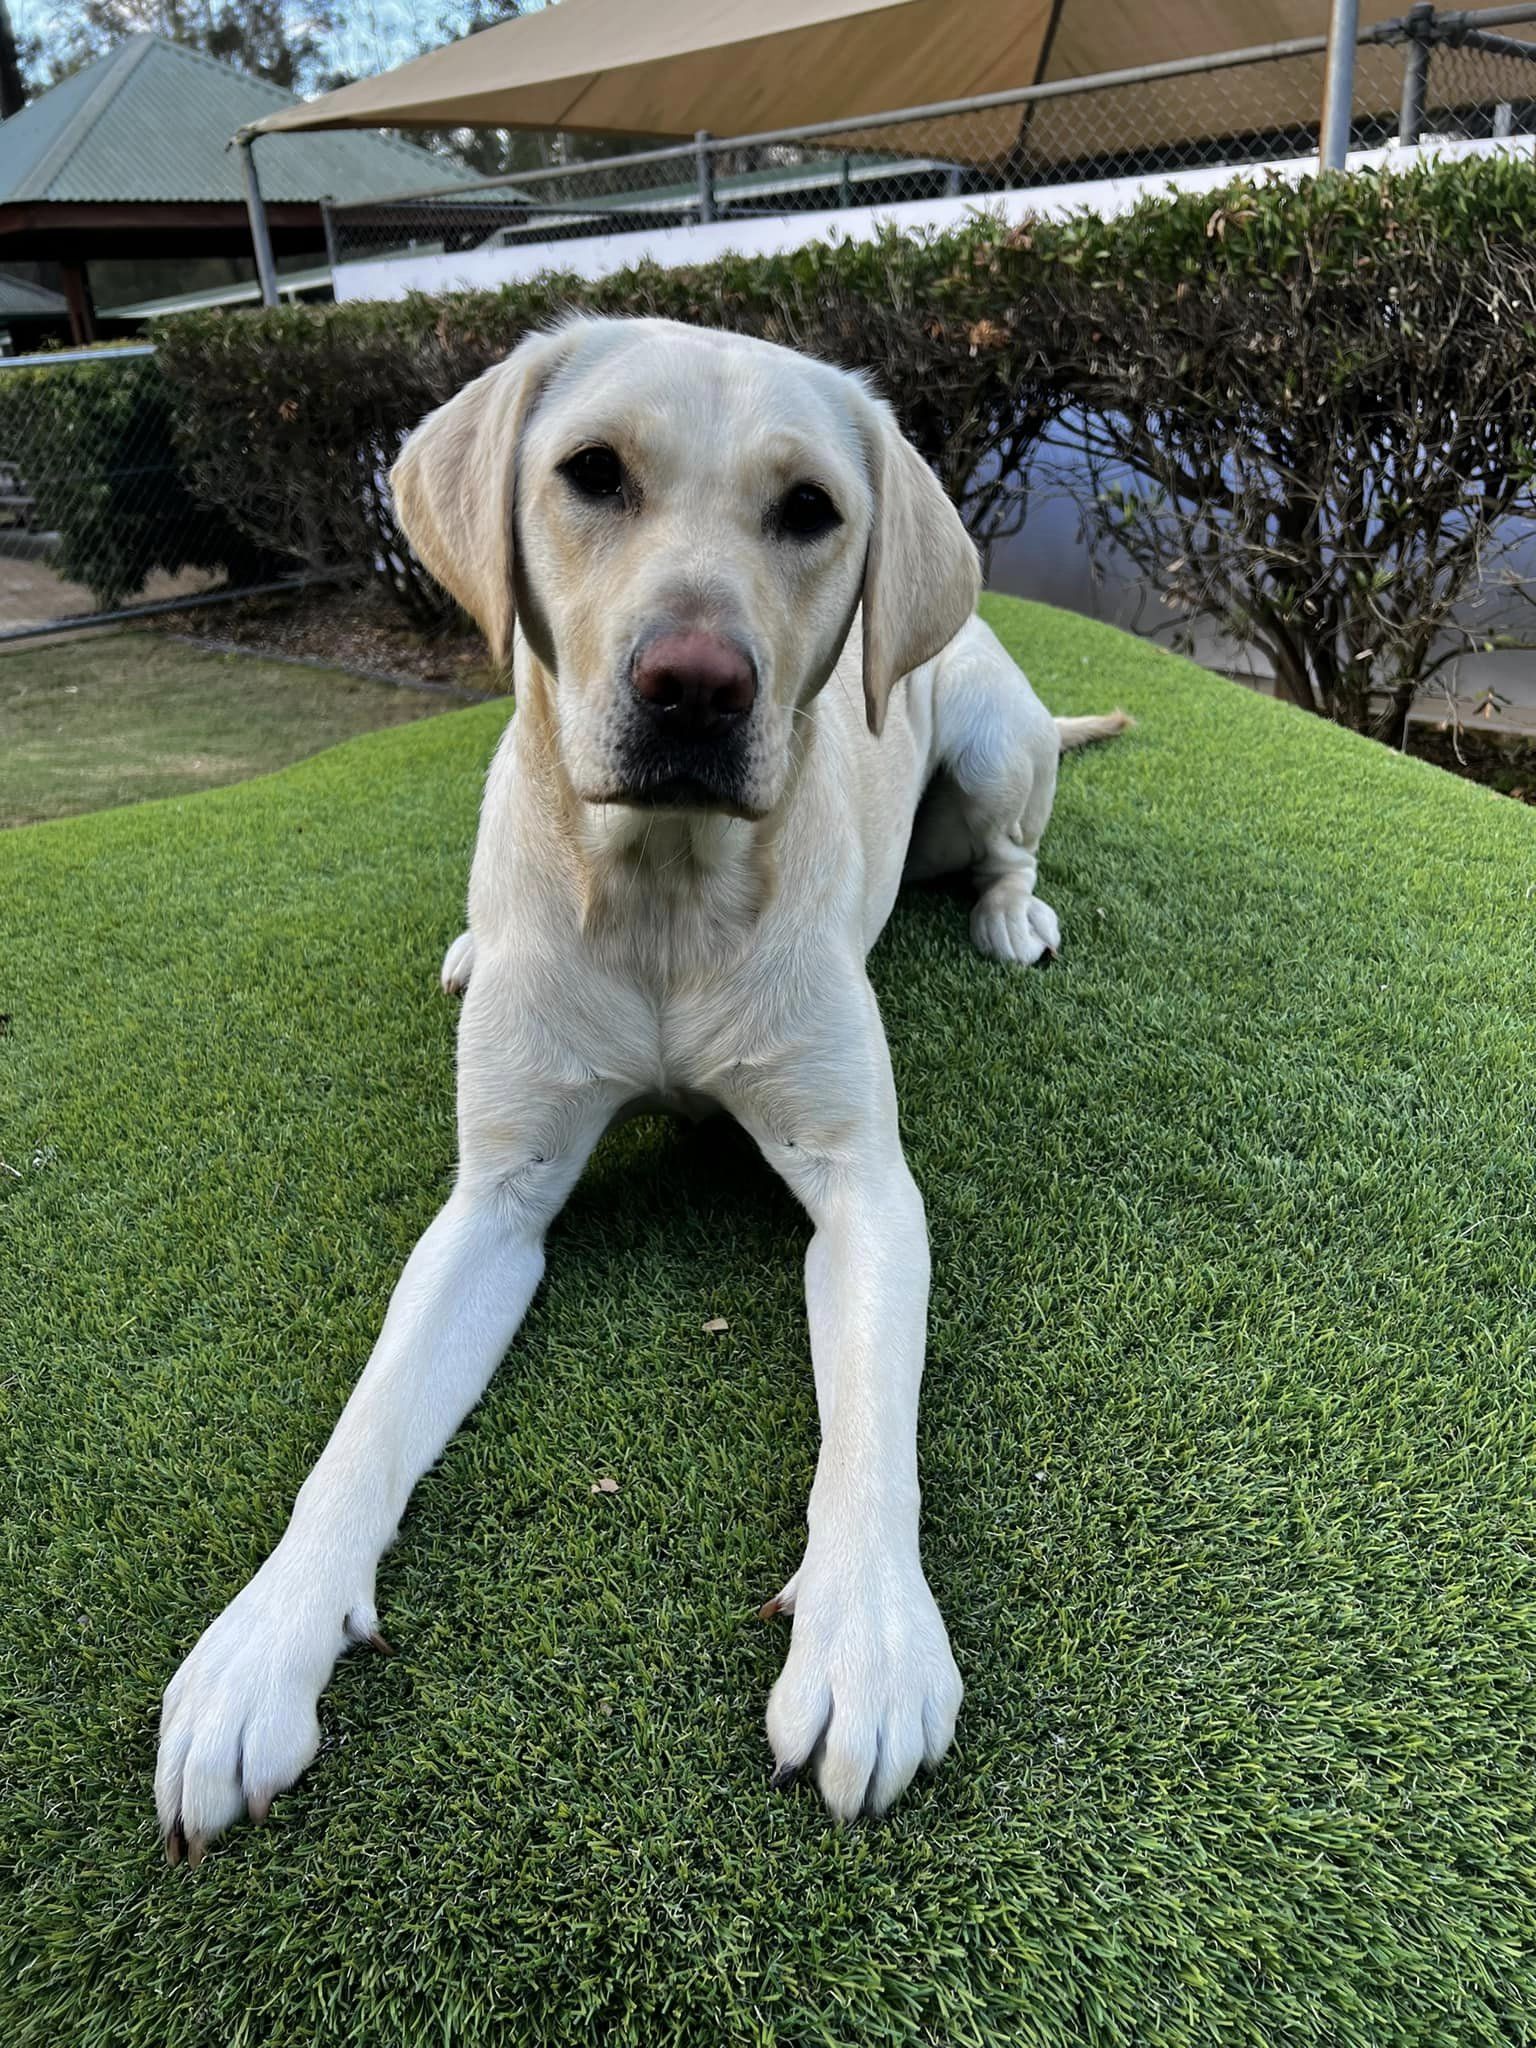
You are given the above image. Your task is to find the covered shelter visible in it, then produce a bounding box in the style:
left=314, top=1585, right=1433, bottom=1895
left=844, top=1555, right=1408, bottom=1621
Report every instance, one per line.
left=0, top=33, right=476, bottom=342
left=244, top=0, right=1416, bottom=154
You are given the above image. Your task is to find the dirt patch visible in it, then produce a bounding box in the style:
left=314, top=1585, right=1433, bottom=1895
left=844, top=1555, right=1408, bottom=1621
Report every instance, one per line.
left=1407, top=721, right=1536, bottom=806
left=0, top=549, right=222, bottom=635
left=147, top=584, right=504, bottom=695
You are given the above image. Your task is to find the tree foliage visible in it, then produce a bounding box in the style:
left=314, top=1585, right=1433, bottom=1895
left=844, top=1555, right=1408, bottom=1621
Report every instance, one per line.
left=988, top=158, right=1536, bottom=740
left=0, top=350, right=282, bottom=608
left=36, top=0, right=339, bottom=92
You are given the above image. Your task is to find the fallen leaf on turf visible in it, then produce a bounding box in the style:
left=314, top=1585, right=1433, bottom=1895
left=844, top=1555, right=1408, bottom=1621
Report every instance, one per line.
left=591, top=1477, right=620, bottom=1495
left=702, top=1316, right=729, bottom=1333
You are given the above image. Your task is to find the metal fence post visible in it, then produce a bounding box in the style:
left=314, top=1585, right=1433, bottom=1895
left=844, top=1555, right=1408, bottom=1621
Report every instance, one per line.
left=1399, top=3, right=1435, bottom=146
left=320, top=197, right=341, bottom=280
left=237, top=133, right=281, bottom=308
left=695, top=130, right=716, bottom=224
left=1320, top=0, right=1361, bottom=168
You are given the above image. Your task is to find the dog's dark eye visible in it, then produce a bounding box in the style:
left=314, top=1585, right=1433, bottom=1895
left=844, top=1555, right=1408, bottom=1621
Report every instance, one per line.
left=776, top=482, right=841, bottom=541
left=560, top=445, right=626, bottom=501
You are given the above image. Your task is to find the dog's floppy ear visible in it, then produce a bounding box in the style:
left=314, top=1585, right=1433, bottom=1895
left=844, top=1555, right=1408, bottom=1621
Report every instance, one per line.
left=858, top=399, right=981, bottom=736
left=390, top=325, right=576, bottom=667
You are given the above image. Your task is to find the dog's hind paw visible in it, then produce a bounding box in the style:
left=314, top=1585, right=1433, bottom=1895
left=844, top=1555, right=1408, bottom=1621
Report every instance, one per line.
left=970, top=881, right=1059, bottom=967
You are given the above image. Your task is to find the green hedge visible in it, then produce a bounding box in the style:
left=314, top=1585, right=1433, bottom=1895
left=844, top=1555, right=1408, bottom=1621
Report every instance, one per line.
left=156, top=157, right=1536, bottom=730
left=985, top=155, right=1536, bottom=737
left=0, top=350, right=283, bottom=611
left=156, top=241, right=1057, bottom=626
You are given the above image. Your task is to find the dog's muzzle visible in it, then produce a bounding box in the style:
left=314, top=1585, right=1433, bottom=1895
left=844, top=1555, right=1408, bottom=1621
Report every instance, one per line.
left=612, top=629, right=758, bottom=812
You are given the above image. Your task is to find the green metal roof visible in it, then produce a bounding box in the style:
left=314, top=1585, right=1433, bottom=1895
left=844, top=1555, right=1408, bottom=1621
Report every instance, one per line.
left=0, top=35, right=476, bottom=207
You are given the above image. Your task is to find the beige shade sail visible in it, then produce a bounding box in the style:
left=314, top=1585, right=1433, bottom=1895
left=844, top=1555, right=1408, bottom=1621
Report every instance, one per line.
left=1041, top=0, right=1405, bottom=80
left=247, top=0, right=1055, bottom=141
left=1020, top=0, right=1419, bottom=161
left=246, top=1, right=1535, bottom=166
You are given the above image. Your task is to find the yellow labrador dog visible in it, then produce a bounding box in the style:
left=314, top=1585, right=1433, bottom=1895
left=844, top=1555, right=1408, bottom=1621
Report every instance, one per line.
left=156, top=317, right=1126, bottom=1863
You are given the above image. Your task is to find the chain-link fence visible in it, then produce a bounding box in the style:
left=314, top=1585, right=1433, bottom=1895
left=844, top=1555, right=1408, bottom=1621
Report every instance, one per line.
left=0, top=344, right=305, bottom=644
left=325, top=55, right=1334, bottom=271
left=324, top=5, right=1536, bottom=277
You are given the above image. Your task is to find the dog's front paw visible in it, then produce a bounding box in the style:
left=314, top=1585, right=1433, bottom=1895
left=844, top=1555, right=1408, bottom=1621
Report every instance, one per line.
left=970, top=880, right=1060, bottom=966
left=764, top=1545, right=961, bottom=1820
left=155, top=1558, right=384, bottom=1866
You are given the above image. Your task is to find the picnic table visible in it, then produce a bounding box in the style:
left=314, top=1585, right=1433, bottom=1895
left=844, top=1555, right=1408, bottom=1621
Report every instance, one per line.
left=0, top=458, right=35, bottom=528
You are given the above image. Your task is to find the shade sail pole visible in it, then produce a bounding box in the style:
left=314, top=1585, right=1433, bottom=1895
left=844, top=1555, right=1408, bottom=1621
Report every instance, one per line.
left=1320, top=0, right=1360, bottom=168
left=237, top=133, right=281, bottom=308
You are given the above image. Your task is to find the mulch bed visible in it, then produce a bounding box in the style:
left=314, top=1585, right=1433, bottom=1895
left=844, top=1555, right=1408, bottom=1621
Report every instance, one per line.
left=1407, top=719, right=1536, bottom=806
left=147, top=584, right=504, bottom=698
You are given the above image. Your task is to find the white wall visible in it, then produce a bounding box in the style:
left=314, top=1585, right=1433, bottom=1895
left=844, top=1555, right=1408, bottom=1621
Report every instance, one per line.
left=334, top=135, right=1529, bottom=304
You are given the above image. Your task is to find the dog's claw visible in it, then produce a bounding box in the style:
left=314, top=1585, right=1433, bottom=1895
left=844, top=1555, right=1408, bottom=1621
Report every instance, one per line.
left=759, top=1575, right=798, bottom=1621
left=343, top=1613, right=394, bottom=1656
left=769, top=1761, right=801, bottom=1792
left=186, top=1834, right=206, bottom=1870
left=165, top=1825, right=184, bottom=1867
left=248, top=1793, right=273, bottom=1825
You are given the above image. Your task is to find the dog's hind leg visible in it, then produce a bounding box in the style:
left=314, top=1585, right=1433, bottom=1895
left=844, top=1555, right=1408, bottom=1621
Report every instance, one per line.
left=913, top=620, right=1131, bottom=966
left=913, top=618, right=1065, bottom=966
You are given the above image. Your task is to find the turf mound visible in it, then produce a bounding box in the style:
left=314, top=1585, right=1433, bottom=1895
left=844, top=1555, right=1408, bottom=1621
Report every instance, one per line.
left=3, top=598, right=1533, bottom=2047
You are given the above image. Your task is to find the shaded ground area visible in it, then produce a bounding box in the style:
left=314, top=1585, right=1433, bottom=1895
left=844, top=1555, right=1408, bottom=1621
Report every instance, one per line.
left=2, top=599, right=1533, bottom=2047
left=1408, top=718, right=1536, bottom=802
left=0, top=632, right=462, bottom=827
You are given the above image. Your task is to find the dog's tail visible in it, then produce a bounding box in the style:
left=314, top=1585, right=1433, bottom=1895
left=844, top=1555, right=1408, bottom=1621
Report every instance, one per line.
left=1055, top=709, right=1134, bottom=750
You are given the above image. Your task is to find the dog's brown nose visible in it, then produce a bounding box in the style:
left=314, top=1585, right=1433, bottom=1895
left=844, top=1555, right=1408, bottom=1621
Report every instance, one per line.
left=631, top=631, right=756, bottom=739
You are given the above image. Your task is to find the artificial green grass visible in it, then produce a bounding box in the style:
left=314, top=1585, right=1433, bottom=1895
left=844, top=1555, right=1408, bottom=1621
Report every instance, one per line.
left=2, top=595, right=1534, bottom=2047
left=0, top=631, right=456, bottom=827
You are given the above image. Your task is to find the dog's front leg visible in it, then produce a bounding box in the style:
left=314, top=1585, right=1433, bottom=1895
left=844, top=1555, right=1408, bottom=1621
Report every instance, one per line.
left=155, top=1085, right=615, bottom=1864
left=730, top=1000, right=963, bottom=1820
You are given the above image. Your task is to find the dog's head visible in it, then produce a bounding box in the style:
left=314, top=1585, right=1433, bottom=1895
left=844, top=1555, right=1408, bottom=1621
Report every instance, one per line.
left=390, top=317, right=978, bottom=820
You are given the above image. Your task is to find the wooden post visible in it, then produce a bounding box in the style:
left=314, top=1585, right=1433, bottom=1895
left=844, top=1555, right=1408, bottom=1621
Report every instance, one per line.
left=60, top=263, right=95, bottom=345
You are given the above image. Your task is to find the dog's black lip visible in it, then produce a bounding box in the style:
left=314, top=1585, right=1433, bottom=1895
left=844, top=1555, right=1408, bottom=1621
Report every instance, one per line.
left=590, top=777, right=766, bottom=821
left=596, top=732, right=762, bottom=818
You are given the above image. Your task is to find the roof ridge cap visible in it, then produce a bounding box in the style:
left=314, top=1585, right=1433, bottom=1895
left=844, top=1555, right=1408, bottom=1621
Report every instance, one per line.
left=143, top=33, right=299, bottom=105
left=22, top=36, right=156, bottom=200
